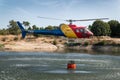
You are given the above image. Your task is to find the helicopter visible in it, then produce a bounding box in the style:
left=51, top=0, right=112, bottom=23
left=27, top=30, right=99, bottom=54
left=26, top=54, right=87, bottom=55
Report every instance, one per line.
left=17, top=17, right=108, bottom=38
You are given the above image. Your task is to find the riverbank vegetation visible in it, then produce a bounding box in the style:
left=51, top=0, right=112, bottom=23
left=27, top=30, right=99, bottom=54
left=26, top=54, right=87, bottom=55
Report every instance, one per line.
left=0, top=44, right=4, bottom=50
left=89, top=20, right=120, bottom=37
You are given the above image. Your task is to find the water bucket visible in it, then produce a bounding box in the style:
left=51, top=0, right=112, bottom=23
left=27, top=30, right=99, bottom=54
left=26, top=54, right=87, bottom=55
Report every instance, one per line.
left=67, top=61, right=76, bottom=69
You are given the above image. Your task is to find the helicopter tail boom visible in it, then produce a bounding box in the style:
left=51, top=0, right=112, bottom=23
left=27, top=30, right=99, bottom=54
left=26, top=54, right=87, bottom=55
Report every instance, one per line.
left=17, top=21, right=66, bottom=38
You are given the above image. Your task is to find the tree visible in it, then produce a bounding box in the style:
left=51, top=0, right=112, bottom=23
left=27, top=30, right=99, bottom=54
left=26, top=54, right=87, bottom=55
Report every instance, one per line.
left=108, top=20, right=120, bottom=37
left=39, top=27, right=44, bottom=30
left=45, top=25, right=54, bottom=30
left=117, top=23, right=120, bottom=37
left=28, top=27, right=32, bottom=30
left=32, top=25, right=40, bottom=37
left=0, top=29, right=9, bottom=35
left=23, top=21, right=30, bottom=29
left=32, top=25, right=39, bottom=30
left=8, top=20, right=20, bottom=35
left=91, top=20, right=111, bottom=36
left=53, top=26, right=59, bottom=29
left=88, top=25, right=92, bottom=30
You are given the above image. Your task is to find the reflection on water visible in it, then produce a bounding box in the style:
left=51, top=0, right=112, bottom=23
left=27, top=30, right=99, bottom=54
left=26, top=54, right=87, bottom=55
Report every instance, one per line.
left=0, top=51, right=120, bottom=80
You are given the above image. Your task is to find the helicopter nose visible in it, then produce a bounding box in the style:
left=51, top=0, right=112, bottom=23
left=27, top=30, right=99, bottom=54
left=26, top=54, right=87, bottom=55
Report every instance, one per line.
left=89, top=32, right=93, bottom=37
left=90, top=33, right=93, bottom=36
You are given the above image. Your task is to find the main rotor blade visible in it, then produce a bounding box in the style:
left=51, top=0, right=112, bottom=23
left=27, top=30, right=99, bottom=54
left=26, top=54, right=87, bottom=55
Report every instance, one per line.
left=38, top=17, right=109, bottom=23
left=37, top=16, right=65, bottom=21
left=71, top=18, right=109, bottom=22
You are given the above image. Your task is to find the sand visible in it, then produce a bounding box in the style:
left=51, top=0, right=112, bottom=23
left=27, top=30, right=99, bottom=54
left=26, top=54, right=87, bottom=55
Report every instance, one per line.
left=4, top=41, right=58, bottom=52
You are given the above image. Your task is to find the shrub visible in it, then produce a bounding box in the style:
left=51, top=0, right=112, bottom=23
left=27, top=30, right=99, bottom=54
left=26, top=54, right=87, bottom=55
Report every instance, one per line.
left=94, top=41, right=106, bottom=46
left=65, top=43, right=81, bottom=47
left=1, top=37, right=7, bottom=42
left=0, top=44, right=4, bottom=48
left=53, top=40, right=57, bottom=45
left=91, top=20, right=111, bottom=36
left=108, top=20, right=120, bottom=37
left=83, top=42, right=89, bottom=46
left=14, top=37, right=18, bottom=41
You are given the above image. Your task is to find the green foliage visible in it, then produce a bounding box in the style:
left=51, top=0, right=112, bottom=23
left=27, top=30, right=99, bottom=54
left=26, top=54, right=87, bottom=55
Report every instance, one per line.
left=83, top=42, right=89, bottom=46
left=88, top=25, right=92, bottom=30
left=23, top=21, right=30, bottom=29
left=14, top=37, right=18, bottom=41
left=7, top=20, right=20, bottom=35
left=44, top=25, right=59, bottom=31
left=45, top=25, right=54, bottom=30
left=33, top=34, right=40, bottom=38
left=32, top=25, right=40, bottom=37
left=28, top=27, right=32, bottom=30
left=53, top=39, right=57, bottom=45
left=53, top=26, right=59, bottom=29
left=65, top=43, right=81, bottom=47
left=0, top=29, right=9, bottom=35
left=39, top=27, right=44, bottom=30
left=118, top=24, right=120, bottom=37
left=108, top=20, right=120, bottom=37
left=0, top=44, right=4, bottom=48
left=94, top=41, right=106, bottom=46
left=32, top=25, right=39, bottom=30
left=91, top=20, right=111, bottom=36
left=111, top=42, right=120, bottom=46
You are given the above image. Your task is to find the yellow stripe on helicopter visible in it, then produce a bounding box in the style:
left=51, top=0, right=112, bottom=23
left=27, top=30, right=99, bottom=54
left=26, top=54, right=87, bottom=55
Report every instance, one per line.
left=60, top=24, right=77, bottom=38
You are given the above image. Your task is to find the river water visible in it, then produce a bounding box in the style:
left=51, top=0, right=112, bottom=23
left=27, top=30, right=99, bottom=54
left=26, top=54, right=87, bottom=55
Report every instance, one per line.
left=0, top=51, right=120, bottom=80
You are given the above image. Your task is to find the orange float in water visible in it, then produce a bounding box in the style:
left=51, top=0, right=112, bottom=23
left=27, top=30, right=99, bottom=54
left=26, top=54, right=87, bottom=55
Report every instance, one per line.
left=67, top=61, right=76, bottom=69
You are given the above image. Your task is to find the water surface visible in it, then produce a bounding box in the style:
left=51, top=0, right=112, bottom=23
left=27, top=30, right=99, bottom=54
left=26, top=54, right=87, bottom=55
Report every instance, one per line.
left=0, top=51, right=120, bottom=80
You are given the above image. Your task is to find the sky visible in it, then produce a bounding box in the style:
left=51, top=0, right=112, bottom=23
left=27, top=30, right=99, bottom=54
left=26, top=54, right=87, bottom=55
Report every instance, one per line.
left=0, top=0, right=120, bottom=29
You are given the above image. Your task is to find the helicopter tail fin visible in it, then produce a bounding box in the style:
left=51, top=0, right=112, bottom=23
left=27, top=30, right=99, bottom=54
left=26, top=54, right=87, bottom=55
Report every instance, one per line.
left=17, top=21, right=27, bottom=38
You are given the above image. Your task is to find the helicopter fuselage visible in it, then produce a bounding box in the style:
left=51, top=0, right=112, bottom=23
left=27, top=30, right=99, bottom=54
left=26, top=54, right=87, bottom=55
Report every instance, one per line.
left=17, top=21, right=93, bottom=38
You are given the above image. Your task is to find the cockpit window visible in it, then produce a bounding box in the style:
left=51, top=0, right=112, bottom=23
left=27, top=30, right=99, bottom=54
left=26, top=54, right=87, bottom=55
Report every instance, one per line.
left=76, top=29, right=79, bottom=33
left=80, top=29, right=84, bottom=33
left=80, top=28, right=88, bottom=33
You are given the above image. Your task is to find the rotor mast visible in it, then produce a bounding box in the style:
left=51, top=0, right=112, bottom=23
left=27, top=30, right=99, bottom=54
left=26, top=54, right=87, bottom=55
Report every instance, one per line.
left=66, top=20, right=73, bottom=25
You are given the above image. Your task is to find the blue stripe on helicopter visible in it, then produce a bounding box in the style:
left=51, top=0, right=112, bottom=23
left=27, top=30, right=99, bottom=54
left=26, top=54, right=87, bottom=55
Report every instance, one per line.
left=27, top=29, right=66, bottom=36
left=17, top=21, right=66, bottom=38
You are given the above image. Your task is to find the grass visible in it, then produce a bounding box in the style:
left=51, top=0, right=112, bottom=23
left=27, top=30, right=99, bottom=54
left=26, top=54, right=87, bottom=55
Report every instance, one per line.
left=93, top=40, right=120, bottom=46
left=0, top=44, right=4, bottom=48
left=94, top=41, right=106, bottom=46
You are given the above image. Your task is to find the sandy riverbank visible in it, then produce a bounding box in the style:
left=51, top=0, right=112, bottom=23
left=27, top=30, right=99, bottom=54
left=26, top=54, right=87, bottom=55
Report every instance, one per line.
left=0, top=35, right=120, bottom=52
left=3, top=41, right=58, bottom=52
left=0, top=35, right=65, bottom=52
